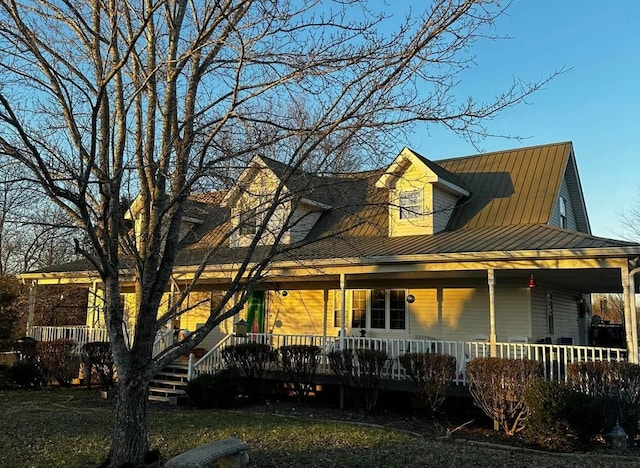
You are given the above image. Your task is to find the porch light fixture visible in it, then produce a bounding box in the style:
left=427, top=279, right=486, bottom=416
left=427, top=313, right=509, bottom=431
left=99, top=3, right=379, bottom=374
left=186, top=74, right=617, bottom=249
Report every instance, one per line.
left=406, top=294, right=415, bottom=304
left=234, top=318, right=248, bottom=337
left=528, top=274, right=537, bottom=289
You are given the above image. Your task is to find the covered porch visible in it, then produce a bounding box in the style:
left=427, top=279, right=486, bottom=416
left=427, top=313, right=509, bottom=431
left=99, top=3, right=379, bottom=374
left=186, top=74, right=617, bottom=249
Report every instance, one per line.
left=19, top=249, right=640, bottom=385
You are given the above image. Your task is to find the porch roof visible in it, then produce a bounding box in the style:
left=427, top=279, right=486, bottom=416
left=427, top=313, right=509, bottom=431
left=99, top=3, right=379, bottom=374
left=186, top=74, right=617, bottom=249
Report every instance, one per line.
left=25, top=223, right=640, bottom=279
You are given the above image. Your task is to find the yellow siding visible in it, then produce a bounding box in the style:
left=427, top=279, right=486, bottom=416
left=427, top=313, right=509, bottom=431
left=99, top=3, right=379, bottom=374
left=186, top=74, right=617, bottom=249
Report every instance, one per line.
left=86, top=290, right=137, bottom=330
left=231, top=168, right=291, bottom=247
left=179, top=292, right=211, bottom=331
left=410, top=288, right=489, bottom=341
left=266, top=290, right=326, bottom=336
left=409, top=286, right=530, bottom=341
left=494, top=288, right=531, bottom=341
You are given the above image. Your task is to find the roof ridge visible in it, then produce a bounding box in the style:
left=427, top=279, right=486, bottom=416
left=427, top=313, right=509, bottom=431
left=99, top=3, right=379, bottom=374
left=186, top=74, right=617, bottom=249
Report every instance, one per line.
left=434, top=141, right=573, bottom=164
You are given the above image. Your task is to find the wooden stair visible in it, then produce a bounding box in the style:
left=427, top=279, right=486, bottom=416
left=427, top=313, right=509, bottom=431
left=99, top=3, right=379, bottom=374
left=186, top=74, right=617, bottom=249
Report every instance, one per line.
left=149, top=362, right=189, bottom=405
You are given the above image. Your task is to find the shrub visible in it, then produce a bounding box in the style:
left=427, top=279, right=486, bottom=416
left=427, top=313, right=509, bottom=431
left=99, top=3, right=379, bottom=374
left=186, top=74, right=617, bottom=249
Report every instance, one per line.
left=466, top=357, right=541, bottom=436
left=10, top=361, right=46, bottom=389
left=399, top=352, right=456, bottom=415
left=568, top=361, right=640, bottom=441
left=221, top=342, right=276, bottom=398
left=36, top=339, right=78, bottom=387
left=0, top=364, right=11, bottom=389
left=186, top=369, right=240, bottom=409
left=279, top=345, right=321, bottom=401
left=523, top=379, right=606, bottom=451
left=82, top=341, right=116, bottom=390
left=328, top=348, right=390, bottom=413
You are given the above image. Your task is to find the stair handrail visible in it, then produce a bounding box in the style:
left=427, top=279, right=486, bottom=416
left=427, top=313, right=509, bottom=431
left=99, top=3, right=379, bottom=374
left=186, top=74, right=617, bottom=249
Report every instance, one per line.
left=188, top=333, right=233, bottom=380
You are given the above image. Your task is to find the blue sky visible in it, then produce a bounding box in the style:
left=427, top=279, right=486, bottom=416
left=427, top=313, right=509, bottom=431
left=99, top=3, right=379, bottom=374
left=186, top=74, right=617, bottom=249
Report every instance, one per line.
left=403, top=1, right=639, bottom=238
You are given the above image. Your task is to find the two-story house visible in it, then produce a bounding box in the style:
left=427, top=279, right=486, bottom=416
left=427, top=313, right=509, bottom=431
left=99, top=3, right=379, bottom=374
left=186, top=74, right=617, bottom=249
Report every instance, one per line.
left=21, top=141, right=640, bottom=383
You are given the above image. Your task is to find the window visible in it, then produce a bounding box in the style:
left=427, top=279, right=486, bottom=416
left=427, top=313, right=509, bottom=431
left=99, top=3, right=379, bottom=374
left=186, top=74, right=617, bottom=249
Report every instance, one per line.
left=333, top=290, right=343, bottom=328
left=370, top=289, right=386, bottom=329
left=559, top=196, right=567, bottom=228
left=239, top=207, right=258, bottom=235
left=398, top=190, right=422, bottom=220
left=351, top=290, right=367, bottom=328
left=332, top=289, right=407, bottom=332
left=389, top=290, right=406, bottom=330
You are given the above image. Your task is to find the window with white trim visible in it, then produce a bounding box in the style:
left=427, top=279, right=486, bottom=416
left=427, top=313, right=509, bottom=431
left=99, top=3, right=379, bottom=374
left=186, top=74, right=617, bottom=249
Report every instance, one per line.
left=398, top=189, right=422, bottom=220
left=333, top=290, right=343, bottom=328
left=239, top=207, right=258, bottom=235
left=332, top=289, right=408, bottom=331
left=389, top=290, right=406, bottom=330
left=559, top=196, right=567, bottom=229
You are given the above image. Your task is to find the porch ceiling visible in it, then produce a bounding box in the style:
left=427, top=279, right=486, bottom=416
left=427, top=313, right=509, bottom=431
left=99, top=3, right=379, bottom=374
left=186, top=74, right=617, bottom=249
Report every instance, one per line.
left=271, top=267, right=625, bottom=294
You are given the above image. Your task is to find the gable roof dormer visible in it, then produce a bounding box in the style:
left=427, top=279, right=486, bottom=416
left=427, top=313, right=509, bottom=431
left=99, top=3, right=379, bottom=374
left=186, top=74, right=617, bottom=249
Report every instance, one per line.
left=221, top=155, right=334, bottom=247
left=376, top=147, right=470, bottom=237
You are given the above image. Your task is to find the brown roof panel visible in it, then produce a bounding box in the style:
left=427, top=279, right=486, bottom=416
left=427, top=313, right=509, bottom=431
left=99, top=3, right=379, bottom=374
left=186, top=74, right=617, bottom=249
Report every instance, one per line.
left=440, top=142, right=572, bottom=230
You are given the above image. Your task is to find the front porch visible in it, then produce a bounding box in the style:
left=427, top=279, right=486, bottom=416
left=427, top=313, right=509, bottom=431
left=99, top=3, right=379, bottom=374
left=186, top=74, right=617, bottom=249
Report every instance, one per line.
left=24, top=325, right=628, bottom=387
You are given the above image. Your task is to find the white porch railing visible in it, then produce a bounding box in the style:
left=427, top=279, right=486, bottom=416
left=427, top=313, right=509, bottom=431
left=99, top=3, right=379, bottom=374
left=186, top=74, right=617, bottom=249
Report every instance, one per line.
left=153, top=327, right=175, bottom=357
left=29, top=325, right=166, bottom=356
left=188, top=333, right=628, bottom=385
left=30, top=326, right=111, bottom=353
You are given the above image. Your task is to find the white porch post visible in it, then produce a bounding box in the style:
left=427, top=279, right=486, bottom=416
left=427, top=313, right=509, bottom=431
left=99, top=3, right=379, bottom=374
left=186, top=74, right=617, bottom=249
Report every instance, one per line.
left=627, top=265, right=640, bottom=364
left=340, top=273, right=346, bottom=350
left=622, top=265, right=636, bottom=363
left=26, top=280, right=37, bottom=337
left=89, top=281, right=99, bottom=327
left=322, top=289, right=328, bottom=349
left=488, top=269, right=497, bottom=356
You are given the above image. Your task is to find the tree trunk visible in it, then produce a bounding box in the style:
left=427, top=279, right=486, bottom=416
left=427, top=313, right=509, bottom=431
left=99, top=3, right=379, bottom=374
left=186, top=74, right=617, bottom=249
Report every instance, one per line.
left=108, top=375, right=150, bottom=466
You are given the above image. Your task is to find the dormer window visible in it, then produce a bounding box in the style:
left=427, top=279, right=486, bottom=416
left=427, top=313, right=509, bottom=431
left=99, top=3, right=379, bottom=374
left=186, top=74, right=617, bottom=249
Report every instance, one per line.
left=239, top=207, right=258, bottom=235
left=399, top=189, right=422, bottom=219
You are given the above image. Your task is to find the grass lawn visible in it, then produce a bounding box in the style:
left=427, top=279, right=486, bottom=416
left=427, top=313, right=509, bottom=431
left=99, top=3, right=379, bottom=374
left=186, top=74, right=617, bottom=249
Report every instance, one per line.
left=1, top=388, right=638, bottom=467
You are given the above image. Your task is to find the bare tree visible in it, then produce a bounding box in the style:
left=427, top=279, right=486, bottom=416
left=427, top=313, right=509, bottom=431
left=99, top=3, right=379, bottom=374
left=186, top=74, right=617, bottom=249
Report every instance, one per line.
left=0, top=1, right=559, bottom=464
left=591, top=293, right=625, bottom=325
left=1, top=156, right=79, bottom=274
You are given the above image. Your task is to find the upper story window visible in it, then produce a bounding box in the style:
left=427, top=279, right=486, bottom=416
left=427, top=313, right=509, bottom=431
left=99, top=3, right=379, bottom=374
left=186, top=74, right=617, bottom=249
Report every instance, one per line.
left=559, top=196, right=567, bottom=228
left=239, top=207, right=258, bottom=235
left=398, top=189, right=422, bottom=220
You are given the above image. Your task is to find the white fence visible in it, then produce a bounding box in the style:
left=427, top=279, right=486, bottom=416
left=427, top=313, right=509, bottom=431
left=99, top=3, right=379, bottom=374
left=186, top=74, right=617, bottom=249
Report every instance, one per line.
left=188, top=333, right=628, bottom=385
left=30, top=326, right=111, bottom=353
left=29, top=325, right=169, bottom=356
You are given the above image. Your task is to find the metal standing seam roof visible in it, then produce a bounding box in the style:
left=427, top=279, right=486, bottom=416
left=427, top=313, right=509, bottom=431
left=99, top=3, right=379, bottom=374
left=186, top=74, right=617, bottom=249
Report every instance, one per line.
left=439, top=142, right=573, bottom=230
left=25, top=141, right=640, bottom=276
